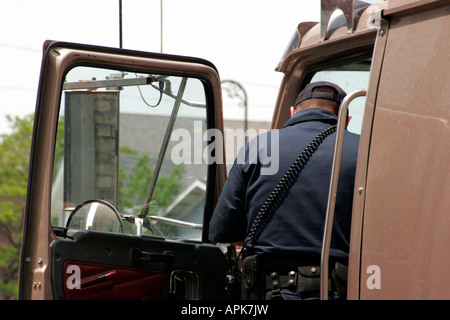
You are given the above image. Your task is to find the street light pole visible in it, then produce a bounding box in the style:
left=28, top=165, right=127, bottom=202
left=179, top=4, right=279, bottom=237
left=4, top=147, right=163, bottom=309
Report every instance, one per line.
left=221, top=80, right=248, bottom=141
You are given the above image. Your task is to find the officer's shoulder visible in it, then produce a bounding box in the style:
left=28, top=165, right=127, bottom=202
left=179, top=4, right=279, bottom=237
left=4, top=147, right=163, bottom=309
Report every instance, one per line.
left=345, top=130, right=360, bottom=140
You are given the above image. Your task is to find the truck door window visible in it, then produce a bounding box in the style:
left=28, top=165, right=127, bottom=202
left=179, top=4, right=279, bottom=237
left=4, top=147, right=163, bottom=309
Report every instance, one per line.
left=310, top=59, right=371, bottom=134
left=51, top=66, right=208, bottom=241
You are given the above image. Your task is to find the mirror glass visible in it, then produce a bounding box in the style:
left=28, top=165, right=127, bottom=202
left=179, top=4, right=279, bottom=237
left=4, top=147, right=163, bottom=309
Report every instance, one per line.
left=51, top=65, right=210, bottom=241
left=66, top=200, right=122, bottom=233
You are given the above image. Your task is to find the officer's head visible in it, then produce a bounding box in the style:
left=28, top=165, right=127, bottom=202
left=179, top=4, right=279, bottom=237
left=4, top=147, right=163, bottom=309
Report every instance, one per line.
left=293, top=81, right=346, bottom=116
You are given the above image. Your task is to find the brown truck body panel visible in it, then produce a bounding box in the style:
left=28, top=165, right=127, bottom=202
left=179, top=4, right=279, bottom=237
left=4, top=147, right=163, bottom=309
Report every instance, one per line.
left=275, top=0, right=449, bottom=299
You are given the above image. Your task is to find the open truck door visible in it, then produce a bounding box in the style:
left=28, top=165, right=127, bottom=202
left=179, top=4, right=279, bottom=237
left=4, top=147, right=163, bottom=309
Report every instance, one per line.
left=18, top=41, right=229, bottom=300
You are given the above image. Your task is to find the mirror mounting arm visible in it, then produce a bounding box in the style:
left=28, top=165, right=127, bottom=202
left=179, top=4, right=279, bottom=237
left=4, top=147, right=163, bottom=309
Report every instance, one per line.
left=138, top=77, right=188, bottom=218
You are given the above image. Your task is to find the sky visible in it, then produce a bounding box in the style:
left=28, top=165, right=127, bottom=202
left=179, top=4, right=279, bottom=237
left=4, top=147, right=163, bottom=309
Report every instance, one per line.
left=0, top=0, right=321, bottom=135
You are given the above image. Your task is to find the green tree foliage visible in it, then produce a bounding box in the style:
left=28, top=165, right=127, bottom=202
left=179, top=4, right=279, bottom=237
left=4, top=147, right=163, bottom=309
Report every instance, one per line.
left=0, top=114, right=34, bottom=300
left=119, top=150, right=186, bottom=213
left=118, top=148, right=186, bottom=236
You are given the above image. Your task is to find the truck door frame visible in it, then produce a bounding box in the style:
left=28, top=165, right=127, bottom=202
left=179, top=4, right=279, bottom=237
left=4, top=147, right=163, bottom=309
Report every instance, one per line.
left=18, top=41, right=228, bottom=299
left=273, top=3, right=385, bottom=300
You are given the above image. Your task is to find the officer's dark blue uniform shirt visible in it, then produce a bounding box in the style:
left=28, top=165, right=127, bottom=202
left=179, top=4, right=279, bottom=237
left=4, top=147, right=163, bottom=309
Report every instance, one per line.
left=209, top=108, right=360, bottom=264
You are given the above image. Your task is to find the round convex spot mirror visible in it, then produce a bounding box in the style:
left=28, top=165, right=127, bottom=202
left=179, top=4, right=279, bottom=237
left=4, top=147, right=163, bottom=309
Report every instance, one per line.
left=66, top=200, right=123, bottom=233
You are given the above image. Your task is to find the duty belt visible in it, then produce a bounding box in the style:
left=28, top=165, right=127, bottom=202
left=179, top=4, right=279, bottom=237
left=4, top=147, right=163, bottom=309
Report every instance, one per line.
left=265, top=266, right=334, bottom=299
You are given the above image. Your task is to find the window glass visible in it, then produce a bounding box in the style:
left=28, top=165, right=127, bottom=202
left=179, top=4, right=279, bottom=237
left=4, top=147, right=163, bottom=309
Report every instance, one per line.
left=51, top=66, right=208, bottom=241
left=311, top=60, right=371, bottom=134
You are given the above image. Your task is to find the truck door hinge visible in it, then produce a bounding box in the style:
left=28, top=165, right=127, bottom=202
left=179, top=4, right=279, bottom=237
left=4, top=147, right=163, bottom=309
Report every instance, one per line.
left=370, top=9, right=389, bottom=36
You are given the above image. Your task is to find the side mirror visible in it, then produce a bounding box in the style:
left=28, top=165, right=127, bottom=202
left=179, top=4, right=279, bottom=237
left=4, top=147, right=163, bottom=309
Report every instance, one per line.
left=66, top=200, right=123, bottom=233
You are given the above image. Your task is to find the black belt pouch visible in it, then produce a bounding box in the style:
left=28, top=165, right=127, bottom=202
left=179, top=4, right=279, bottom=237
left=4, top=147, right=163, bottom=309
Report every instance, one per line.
left=297, top=266, right=328, bottom=293
left=241, top=254, right=264, bottom=300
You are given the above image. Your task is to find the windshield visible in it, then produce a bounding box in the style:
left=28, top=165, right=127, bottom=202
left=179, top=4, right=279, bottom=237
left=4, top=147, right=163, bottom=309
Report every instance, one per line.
left=310, top=59, right=371, bottom=134
left=51, top=66, right=209, bottom=241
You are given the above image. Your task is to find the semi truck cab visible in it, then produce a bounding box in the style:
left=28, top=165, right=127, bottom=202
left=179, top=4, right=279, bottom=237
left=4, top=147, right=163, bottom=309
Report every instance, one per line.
left=18, top=0, right=449, bottom=300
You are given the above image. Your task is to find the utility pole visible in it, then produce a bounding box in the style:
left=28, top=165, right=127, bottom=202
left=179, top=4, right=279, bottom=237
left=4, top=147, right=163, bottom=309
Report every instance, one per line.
left=160, top=0, right=163, bottom=53
left=119, top=0, right=123, bottom=49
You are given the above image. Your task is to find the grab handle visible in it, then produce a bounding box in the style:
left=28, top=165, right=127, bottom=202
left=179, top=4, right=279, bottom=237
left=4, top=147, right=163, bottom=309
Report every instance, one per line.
left=320, top=89, right=367, bottom=300
left=132, top=249, right=175, bottom=264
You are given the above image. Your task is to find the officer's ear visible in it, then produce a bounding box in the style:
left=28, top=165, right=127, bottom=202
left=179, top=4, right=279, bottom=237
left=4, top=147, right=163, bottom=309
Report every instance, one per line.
left=290, top=106, right=296, bottom=117
left=346, top=116, right=352, bottom=128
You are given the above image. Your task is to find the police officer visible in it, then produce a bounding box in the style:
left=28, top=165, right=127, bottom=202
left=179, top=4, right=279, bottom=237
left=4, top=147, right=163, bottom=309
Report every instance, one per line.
left=208, top=81, right=360, bottom=300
